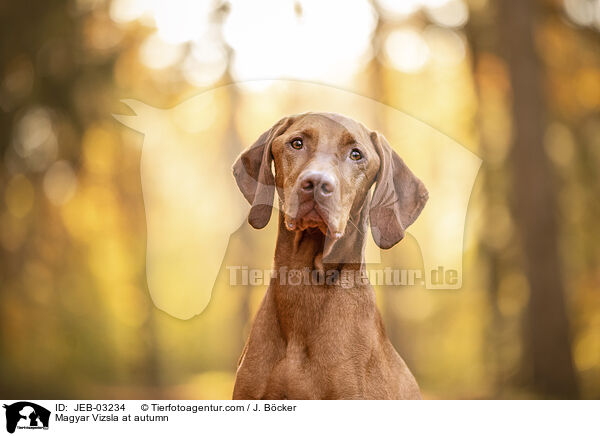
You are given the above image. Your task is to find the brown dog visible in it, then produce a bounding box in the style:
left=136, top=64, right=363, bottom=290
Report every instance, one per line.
left=231, top=113, right=428, bottom=399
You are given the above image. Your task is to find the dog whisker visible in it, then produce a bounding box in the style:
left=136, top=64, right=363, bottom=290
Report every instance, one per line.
left=347, top=216, right=364, bottom=236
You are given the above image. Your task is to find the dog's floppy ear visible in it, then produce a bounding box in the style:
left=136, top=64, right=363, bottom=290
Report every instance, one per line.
left=233, top=117, right=293, bottom=229
left=369, top=132, right=428, bottom=249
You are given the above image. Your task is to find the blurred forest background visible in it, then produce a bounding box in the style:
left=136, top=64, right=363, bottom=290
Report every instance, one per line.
left=1, top=0, right=599, bottom=399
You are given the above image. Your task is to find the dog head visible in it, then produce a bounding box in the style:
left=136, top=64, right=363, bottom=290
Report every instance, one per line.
left=233, top=113, right=428, bottom=249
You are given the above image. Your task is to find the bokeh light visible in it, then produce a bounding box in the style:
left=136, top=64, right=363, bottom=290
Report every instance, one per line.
left=384, top=28, right=430, bottom=73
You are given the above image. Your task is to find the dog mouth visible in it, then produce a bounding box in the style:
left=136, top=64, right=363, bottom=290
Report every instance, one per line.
left=285, top=201, right=343, bottom=240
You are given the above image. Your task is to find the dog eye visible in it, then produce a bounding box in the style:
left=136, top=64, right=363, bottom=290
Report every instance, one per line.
left=290, top=138, right=303, bottom=150
left=349, top=148, right=363, bottom=161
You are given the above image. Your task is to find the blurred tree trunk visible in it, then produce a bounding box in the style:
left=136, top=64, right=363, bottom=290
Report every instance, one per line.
left=498, top=0, right=578, bottom=397
left=465, top=10, right=509, bottom=396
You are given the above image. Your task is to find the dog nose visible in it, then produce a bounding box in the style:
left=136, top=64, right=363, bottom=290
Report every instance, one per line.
left=299, top=171, right=336, bottom=198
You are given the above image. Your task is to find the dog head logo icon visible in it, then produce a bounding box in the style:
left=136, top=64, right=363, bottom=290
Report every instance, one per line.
left=3, top=402, right=50, bottom=434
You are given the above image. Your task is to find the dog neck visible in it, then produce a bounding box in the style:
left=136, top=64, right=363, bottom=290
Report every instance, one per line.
left=270, top=202, right=376, bottom=343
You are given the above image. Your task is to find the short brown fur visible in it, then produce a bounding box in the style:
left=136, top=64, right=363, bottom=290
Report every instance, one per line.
left=232, top=113, right=428, bottom=399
